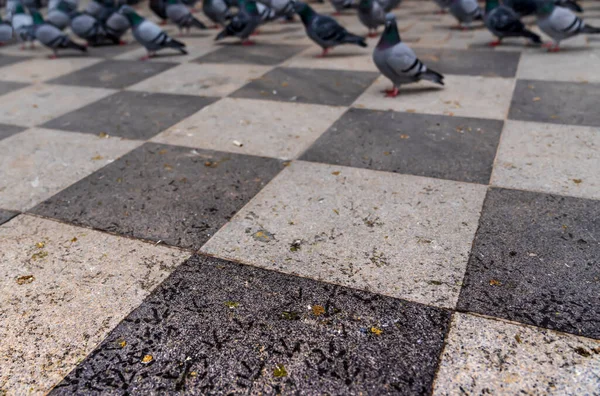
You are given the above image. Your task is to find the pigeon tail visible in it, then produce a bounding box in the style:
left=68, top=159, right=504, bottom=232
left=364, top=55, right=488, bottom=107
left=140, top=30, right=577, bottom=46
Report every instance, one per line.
left=215, top=27, right=231, bottom=40
left=581, top=24, right=600, bottom=34
left=191, top=16, right=207, bottom=29
left=522, top=28, right=542, bottom=43
left=421, top=68, right=444, bottom=86
left=343, top=32, right=367, bottom=47
left=65, top=39, right=87, bottom=52
left=167, top=37, right=187, bottom=53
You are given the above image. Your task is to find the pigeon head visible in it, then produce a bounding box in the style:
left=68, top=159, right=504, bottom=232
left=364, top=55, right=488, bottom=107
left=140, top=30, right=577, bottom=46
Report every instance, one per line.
left=536, top=0, right=554, bottom=15
left=167, top=0, right=178, bottom=4
left=30, top=10, right=44, bottom=25
left=485, top=0, right=500, bottom=13
left=377, top=13, right=400, bottom=49
left=14, top=3, right=26, bottom=14
left=358, top=0, right=373, bottom=10
left=119, top=5, right=144, bottom=26
left=241, top=0, right=260, bottom=15
left=293, top=2, right=316, bottom=25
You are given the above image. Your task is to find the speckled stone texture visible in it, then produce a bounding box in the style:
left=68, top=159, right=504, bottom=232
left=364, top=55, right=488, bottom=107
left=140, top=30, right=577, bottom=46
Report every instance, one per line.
left=0, top=215, right=190, bottom=394
left=0, top=209, right=18, bottom=225
left=31, top=143, right=284, bottom=250
left=51, top=255, right=451, bottom=395
left=300, top=108, right=504, bottom=184
left=434, top=313, right=600, bottom=395
left=458, top=188, right=600, bottom=339
left=194, top=43, right=308, bottom=65
left=202, top=161, right=487, bottom=309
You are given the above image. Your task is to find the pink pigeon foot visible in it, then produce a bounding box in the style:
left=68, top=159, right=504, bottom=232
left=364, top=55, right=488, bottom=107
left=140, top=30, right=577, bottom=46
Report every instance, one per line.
left=385, top=87, right=399, bottom=98
left=315, top=48, right=330, bottom=58
left=242, top=39, right=256, bottom=46
left=488, top=40, right=502, bottom=47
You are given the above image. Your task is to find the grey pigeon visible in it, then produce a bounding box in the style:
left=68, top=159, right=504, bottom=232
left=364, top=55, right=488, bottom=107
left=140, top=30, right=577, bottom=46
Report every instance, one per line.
left=150, top=0, right=168, bottom=23
left=166, top=0, right=207, bottom=33
left=119, top=5, right=187, bottom=58
left=329, top=0, right=353, bottom=15
left=11, top=3, right=35, bottom=48
left=258, top=0, right=295, bottom=20
left=255, top=1, right=278, bottom=24
left=202, top=0, right=232, bottom=27
left=181, top=0, right=197, bottom=8
left=376, top=0, right=401, bottom=12
left=46, top=0, right=75, bottom=30
left=449, top=0, right=483, bottom=28
left=0, top=15, right=13, bottom=43
left=555, top=0, right=582, bottom=13
left=357, top=0, right=386, bottom=37
left=215, top=0, right=261, bottom=45
left=295, top=1, right=367, bottom=57
left=85, top=0, right=115, bottom=22
left=537, top=2, right=600, bottom=51
left=373, top=14, right=443, bottom=97
left=484, top=0, right=541, bottom=46
left=105, top=10, right=131, bottom=41
left=505, top=0, right=582, bottom=17
left=6, top=0, right=19, bottom=20
left=70, top=12, right=116, bottom=45
left=30, top=9, right=87, bottom=57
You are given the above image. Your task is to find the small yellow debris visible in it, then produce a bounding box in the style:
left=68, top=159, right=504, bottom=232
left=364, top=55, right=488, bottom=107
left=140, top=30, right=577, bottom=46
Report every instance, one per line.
left=532, top=97, right=541, bottom=102
left=331, top=171, right=340, bottom=176
left=71, top=237, right=78, bottom=243
left=383, top=151, right=391, bottom=156
left=31, top=251, right=48, bottom=260
left=515, top=334, right=522, bottom=344
left=370, top=327, right=383, bottom=335
left=573, top=179, right=582, bottom=184
left=224, top=301, right=239, bottom=309
left=273, top=364, right=287, bottom=378
left=16, top=275, right=35, bottom=285
left=164, top=164, right=173, bottom=171
left=333, top=209, right=339, bottom=215
left=141, top=355, right=153, bottom=364
left=400, top=134, right=410, bottom=139
left=158, top=149, right=167, bottom=155
left=406, top=109, right=416, bottom=113
left=116, top=177, right=123, bottom=183
left=35, top=242, right=45, bottom=249
left=311, top=305, right=325, bottom=316
left=119, top=340, right=127, bottom=348
left=98, top=132, right=108, bottom=138
left=489, top=279, right=502, bottom=286
left=33, top=104, right=38, bottom=108
left=190, top=371, right=197, bottom=377
left=281, top=82, right=289, bottom=87
left=91, top=155, right=104, bottom=161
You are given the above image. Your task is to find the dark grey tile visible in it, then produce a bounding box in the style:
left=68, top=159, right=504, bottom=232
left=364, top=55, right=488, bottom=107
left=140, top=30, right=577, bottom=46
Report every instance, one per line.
left=0, top=209, right=18, bottom=225
left=0, top=80, right=29, bottom=97
left=194, top=43, right=308, bottom=65
left=509, top=79, right=600, bottom=127
left=0, top=123, right=26, bottom=141
left=30, top=143, right=284, bottom=250
left=300, top=108, right=503, bottom=184
left=231, top=67, right=379, bottom=106
left=42, top=91, right=216, bottom=140
left=47, top=60, right=177, bottom=89
left=457, top=188, right=600, bottom=339
left=415, top=48, right=521, bottom=78
left=51, top=255, right=451, bottom=395
left=87, top=42, right=142, bottom=58
left=0, top=54, right=29, bottom=68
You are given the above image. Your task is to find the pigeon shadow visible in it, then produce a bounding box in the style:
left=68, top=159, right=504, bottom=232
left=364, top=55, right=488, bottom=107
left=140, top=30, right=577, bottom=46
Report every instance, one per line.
left=395, top=85, right=444, bottom=96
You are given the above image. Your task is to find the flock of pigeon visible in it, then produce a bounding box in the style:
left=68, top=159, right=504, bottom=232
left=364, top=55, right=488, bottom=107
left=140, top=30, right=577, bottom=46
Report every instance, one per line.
left=0, top=0, right=598, bottom=96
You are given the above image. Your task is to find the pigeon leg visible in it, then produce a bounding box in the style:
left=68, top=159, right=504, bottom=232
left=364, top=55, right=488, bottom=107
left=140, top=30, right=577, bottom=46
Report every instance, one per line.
left=30, top=42, right=35, bottom=49
left=315, top=48, right=330, bottom=58
left=140, top=51, right=153, bottom=60
left=48, top=50, right=58, bottom=59
left=488, top=38, right=502, bottom=47
left=241, top=39, right=256, bottom=46
left=367, top=29, right=378, bottom=38
left=435, top=9, right=447, bottom=15
left=211, top=24, right=220, bottom=29
left=20, top=43, right=26, bottom=50
left=251, top=29, right=261, bottom=36
left=332, top=11, right=341, bottom=16
left=385, top=87, right=399, bottom=98
left=547, top=44, right=560, bottom=52
left=159, top=19, right=167, bottom=26
left=119, top=40, right=127, bottom=46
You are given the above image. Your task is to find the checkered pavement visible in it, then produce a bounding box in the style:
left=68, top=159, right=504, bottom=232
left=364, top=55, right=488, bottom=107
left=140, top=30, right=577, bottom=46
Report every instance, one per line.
left=1, top=0, right=600, bottom=394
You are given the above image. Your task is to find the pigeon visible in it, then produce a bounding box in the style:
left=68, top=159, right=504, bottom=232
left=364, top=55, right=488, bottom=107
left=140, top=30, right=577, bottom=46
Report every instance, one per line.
left=202, top=0, right=232, bottom=27
left=105, top=10, right=131, bottom=41
left=215, top=0, right=261, bottom=45
left=0, top=15, right=13, bottom=44
left=149, top=0, right=168, bottom=24
left=484, top=0, right=541, bottom=46
left=166, top=0, right=207, bottom=33
left=555, top=0, right=582, bottom=13
left=119, top=5, right=187, bottom=59
left=181, top=0, right=197, bottom=8
left=70, top=12, right=115, bottom=45
left=536, top=2, right=600, bottom=51
left=6, top=0, right=20, bottom=20
left=257, top=0, right=295, bottom=21
left=358, top=0, right=386, bottom=37
left=85, top=0, right=116, bottom=22
left=506, top=0, right=582, bottom=16
left=376, top=0, right=401, bottom=12
left=329, top=0, right=353, bottom=15
left=30, top=9, right=87, bottom=57
left=294, top=1, right=367, bottom=57
left=46, top=0, right=76, bottom=30
left=434, top=0, right=452, bottom=14
left=373, top=14, right=443, bottom=97
left=11, top=3, right=36, bottom=49
left=449, top=0, right=483, bottom=29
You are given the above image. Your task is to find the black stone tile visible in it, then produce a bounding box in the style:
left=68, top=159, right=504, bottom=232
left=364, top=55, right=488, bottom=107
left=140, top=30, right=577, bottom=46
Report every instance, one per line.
left=194, top=43, right=308, bottom=66
left=31, top=143, right=284, bottom=250
left=42, top=91, right=216, bottom=140
left=0, top=123, right=26, bottom=141
left=457, top=188, right=600, bottom=339
left=0, top=209, right=18, bottom=225
left=231, top=67, right=379, bottom=106
left=415, top=48, right=521, bottom=78
left=87, top=42, right=143, bottom=58
left=300, top=108, right=503, bottom=184
left=47, top=60, right=177, bottom=89
left=51, top=255, right=451, bottom=395
left=509, top=79, right=600, bottom=127
left=0, top=80, right=29, bottom=97
left=0, top=54, right=29, bottom=68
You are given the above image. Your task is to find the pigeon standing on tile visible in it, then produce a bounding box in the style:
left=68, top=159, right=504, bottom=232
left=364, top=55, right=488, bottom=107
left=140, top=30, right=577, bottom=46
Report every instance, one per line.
left=358, top=0, right=386, bottom=37
left=215, top=0, right=261, bottom=45
left=70, top=12, right=114, bottom=45
left=256, top=1, right=278, bottom=24
left=373, top=14, right=444, bottom=97
left=46, top=0, right=76, bottom=30
left=85, top=0, right=116, bottom=22
left=166, top=0, right=207, bottom=33
left=12, top=3, right=36, bottom=49
left=448, top=0, right=483, bottom=29
left=536, top=1, right=600, bottom=51
left=330, top=0, right=353, bottom=15
left=105, top=9, right=131, bottom=42
left=119, top=5, right=188, bottom=58
left=202, top=0, right=232, bottom=27
left=484, top=0, right=541, bottom=46
left=30, top=9, right=87, bottom=57
left=0, top=15, right=13, bottom=43
left=257, top=0, right=295, bottom=21
left=149, top=0, right=168, bottom=24
left=295, top=1, right=367, bottom=57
